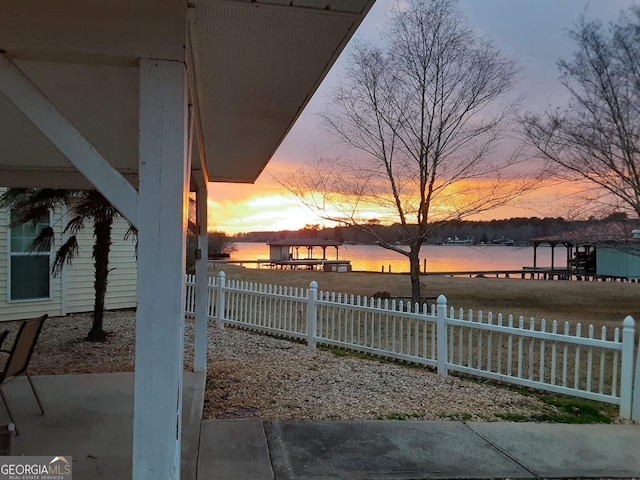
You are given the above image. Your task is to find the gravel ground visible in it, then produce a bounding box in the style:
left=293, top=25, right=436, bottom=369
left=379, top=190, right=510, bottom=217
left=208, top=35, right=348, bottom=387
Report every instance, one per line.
left=4, top=310, right=610, bottom=422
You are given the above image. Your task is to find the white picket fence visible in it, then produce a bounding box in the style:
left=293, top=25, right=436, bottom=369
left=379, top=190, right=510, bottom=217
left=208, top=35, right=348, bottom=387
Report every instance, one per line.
left=185, top=272, right=640, bottom=420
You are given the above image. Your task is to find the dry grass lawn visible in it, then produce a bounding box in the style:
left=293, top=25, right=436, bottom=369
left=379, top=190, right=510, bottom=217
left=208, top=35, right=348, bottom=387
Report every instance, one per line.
left=209, top=263, right=640, bottom=330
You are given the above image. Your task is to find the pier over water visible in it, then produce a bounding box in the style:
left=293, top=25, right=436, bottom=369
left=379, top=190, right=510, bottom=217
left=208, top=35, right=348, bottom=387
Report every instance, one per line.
left=263, top=239, right=352, bottom=272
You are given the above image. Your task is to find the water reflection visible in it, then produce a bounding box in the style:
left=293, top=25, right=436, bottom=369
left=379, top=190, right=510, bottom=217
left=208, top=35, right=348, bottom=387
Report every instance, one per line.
left=229, top=242, right=552, bottom=273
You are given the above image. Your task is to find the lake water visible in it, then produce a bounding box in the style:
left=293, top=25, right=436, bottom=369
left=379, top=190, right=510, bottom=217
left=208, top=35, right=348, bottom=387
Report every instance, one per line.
left=228, top=242, right=553, bottom=273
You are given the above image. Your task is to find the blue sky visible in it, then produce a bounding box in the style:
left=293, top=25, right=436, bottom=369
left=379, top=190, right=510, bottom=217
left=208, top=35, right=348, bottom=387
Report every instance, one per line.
left=209, top=0, right=637, bottom=233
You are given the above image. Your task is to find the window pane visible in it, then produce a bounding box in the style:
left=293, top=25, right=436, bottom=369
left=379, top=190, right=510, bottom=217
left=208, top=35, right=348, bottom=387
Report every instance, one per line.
left=10, top=213, right=49, bottom=253
left=10, top=255, right=50, bottom=300
left=9, top=211, right=51, bottom=300
left=10, top=235, right=24, bottom=253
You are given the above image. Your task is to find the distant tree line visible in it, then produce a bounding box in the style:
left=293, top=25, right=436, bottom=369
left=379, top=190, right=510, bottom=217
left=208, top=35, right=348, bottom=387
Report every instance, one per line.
left=233, top=215, right=639, bottom=246
left=186, top=230, right=236, bottom=274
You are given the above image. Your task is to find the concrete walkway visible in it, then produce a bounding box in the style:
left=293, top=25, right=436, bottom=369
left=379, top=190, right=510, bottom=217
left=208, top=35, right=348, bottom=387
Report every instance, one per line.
left=2, top=373, right=639, bottom=479
left=200, top=419, right=640, bottom=479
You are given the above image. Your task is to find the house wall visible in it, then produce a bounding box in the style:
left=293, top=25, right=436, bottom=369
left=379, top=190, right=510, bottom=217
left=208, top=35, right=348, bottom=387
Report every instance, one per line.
left=269, top=245, right=290, bottom=261
left=0, top=189, right=137, bottom=321
left=597, top=247, right=640, bottom=279
left=65, top=220, right=137, bottom=313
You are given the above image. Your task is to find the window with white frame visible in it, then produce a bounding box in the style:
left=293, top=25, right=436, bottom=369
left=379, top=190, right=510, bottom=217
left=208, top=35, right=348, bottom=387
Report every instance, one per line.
left=9, top=212, right=51, bottom=301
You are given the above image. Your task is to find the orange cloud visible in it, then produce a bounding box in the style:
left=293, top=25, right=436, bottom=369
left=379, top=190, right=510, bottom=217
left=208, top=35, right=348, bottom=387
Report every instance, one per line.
left=208, top=184, right=333, bottom=234
left=207, top=159, right=587, bottom=234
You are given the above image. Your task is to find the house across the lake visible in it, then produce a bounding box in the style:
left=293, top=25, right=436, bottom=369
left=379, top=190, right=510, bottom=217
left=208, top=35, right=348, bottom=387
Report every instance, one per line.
left=0, top=188, right=138, bottom=321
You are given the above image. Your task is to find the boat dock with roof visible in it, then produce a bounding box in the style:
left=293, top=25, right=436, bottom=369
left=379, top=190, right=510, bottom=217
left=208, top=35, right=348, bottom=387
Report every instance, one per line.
left=263, top=239, right=352, bottom=271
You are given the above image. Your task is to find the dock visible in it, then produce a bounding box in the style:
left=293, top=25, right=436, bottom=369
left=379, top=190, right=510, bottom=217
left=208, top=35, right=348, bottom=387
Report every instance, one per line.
left=208, top=261, right=639, bottom=281
left=208, top=258, right=352, bottom=272
left=422, top=267, right=639, bottom=282
left=263, top=259, right=352, bottom=272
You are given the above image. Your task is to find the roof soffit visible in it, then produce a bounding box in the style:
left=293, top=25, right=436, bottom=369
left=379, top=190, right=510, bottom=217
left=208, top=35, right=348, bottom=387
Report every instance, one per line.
left=0, top=1, right=187, bottom=63
left=0, top=0, right=375, bottom=188
left=190, top=0, right=374, bottom=183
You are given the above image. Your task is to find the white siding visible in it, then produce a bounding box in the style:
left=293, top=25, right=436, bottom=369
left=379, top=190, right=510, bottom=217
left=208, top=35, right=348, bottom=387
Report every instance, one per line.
left=0, top=187, right=137, bottom=321
left=269, top=245, right=289, bottom=261
left=598, top=247, right=640, bottom=279
left=65, top=217, right=137, bottom=313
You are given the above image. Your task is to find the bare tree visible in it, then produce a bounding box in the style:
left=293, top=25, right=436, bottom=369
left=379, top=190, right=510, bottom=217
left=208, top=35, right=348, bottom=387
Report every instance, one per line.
left=279, top=0, right=534, bottom=302
left=522, top=6, right=640, bottom=219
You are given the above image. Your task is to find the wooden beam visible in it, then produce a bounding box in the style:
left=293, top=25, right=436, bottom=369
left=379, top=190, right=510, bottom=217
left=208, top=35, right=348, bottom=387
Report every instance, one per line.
left=0, top=53, right=139, bottom=227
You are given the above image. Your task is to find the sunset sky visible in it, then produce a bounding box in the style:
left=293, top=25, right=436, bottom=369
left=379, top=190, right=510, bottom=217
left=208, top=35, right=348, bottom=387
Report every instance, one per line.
left=207, top=0, right=635, bottom=234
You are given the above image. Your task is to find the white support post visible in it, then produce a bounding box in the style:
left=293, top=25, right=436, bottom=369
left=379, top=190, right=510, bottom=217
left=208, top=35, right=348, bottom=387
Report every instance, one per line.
left=307, top=281, right=318, bottom=349
left=134, top=59, right=189, bottom=480
left=632, top=316, right=640, bottom=421
left=0, top=54, right=139, bottom=228
left=436, top=295, right=448, bottom=377
left=620, top=316, right=635, bottom=420
left=194, top=178, right=209, bottom=372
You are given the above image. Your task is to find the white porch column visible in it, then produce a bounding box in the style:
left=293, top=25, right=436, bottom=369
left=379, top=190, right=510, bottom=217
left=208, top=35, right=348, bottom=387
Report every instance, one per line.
left=134, top=59, right=189, bottom=480
left=194, top=177, right=209, bottom=372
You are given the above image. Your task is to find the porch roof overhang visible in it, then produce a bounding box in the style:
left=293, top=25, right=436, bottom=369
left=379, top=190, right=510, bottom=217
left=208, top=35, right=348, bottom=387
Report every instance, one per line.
left=268, top=239, right=342, bottom=248
left=0, top=0, right=375, bottom=188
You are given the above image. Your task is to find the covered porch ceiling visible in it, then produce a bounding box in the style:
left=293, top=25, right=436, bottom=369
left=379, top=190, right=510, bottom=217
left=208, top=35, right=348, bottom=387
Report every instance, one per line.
left=0, top=0, right=374, bottom=188
left=0, top=3, right=377, bottom=477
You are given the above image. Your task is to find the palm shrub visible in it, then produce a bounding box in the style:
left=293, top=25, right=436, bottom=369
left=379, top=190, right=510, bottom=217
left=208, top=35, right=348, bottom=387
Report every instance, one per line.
left=0, top=189, right=136, bottom=342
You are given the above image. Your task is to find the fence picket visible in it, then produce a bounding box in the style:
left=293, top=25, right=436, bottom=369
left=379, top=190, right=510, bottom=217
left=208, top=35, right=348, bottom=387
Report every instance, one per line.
left=540, top=319, right=546, bottom=383
left=467, top=310, right=474, bottom=368
left=217, top=272, right=226, bottom=329
left=307, top=281, right=318, bottom=348
left=350, top=295, right=355, bottom=345
left=507, top=315, right=513, bottom=376
left=587, top=325, right=594, bottom=392
left=517, top=316, right=524, bottom=378
left=399, top=313, right=404, bottom=353
left=487, top=312, right=493, bottom=373
left=599, top=326, right=606, bottom=394
left=447, top=321, right=453, bottom=363
left=575, top=323, right=582, bottom=389
left=528, top=318, right=535, bottom=381
left=478, top=311, right=483, bottom=370
left=551, top=320, right=558, bottom=385
left=613, top=327, right=620, bottom=397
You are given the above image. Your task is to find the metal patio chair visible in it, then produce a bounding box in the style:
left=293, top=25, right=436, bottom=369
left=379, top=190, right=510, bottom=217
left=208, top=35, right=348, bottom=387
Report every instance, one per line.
left=0, top=314, right=48, bottom=435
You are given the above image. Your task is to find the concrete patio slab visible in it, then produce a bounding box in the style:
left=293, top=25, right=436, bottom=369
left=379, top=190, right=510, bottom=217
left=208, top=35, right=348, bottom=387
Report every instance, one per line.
left=468, top=422, right=640, bottom=478
left=2, top=375, right=639, bottom=480
left=198, top=419, right=274, bottom=480
left=0, top=371, right=205, bottom=480
left=263, top=420, right=532, bottom=480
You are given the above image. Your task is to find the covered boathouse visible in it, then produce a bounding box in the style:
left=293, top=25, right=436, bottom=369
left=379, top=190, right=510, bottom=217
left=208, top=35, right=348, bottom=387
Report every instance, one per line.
left=267, top=239, right=351, bottom=271
left=529, top=223, right=640, bottom=280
